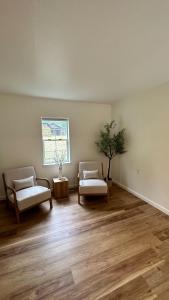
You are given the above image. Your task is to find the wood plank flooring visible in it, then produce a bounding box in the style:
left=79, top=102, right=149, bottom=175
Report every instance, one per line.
left=1, top=184, right=169, bottom=299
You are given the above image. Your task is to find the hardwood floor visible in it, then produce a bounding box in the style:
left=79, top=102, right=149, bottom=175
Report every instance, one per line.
left=1, top=184, right=169, bottom=299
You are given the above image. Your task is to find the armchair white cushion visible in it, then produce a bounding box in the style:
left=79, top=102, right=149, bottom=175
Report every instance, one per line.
left=79, top=179, right=107, bottom=194
left=13, top=176, right=34, bottom=191
left=3, top=166, right=52, bottom=223
left=9, top=186, right=51, bottom=211
left=83, top=169, right=99, bottom=179
left=78, top=161, right=108, bottom=204
left=79, top=161, right=103, bottom=180
left=4, top=166, right=37, bottom=188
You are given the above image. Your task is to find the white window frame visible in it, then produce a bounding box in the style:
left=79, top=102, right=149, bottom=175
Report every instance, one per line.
left=41, top=117, right=71, bottom=166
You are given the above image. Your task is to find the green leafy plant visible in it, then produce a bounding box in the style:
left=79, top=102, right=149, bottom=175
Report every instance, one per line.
left=95, top=121, right=126, bottom=180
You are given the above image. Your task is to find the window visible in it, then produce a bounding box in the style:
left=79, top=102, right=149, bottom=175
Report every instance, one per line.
left=41, top=118, right=70, bottom=165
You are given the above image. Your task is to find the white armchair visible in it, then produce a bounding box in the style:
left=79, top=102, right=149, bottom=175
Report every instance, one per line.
left=78, top=161, right=108, bottom=204
left=2, top=166, right=52, bottom=223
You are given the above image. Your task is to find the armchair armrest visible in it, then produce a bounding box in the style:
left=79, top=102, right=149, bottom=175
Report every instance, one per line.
left=6, top=185, right=16, bottom=194
left=77, top=173, right=80, bottom=185
left=36, top=177, right=50, bottom=189
left=6, top=185, right=18, bottom=206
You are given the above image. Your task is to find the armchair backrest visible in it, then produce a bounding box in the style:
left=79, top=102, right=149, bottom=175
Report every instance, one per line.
left=79, top=161, right=103, bottom=180
left=3, top=166, right=36, bottom=188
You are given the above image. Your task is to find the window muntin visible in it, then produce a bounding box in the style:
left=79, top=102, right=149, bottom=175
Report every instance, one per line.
left=41, top=118, right=70, bottom=165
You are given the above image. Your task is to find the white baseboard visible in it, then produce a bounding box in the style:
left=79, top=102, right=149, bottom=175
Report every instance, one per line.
left=112, top=179, right=169, bottom=216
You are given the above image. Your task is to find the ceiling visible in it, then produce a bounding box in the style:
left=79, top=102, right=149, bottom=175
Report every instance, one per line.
left=0, top=0, right=169, bottom=103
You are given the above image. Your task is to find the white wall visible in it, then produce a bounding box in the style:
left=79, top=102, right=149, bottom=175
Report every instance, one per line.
left=111, top=83, right=169, bottom=212
left=0, top=94, right=111, bottom=198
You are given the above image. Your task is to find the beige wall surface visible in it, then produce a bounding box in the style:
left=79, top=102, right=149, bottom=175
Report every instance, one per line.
left=0, top=94, right=111, bottom=198
left=111, top=83, right=169, bottom=211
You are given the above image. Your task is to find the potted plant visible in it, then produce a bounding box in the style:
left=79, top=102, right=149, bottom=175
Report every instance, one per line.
left=95, top=120, right=126, bottom=183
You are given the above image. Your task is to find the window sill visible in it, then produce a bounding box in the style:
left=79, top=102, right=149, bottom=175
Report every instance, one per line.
left=43, top=161, right=71, bottom=167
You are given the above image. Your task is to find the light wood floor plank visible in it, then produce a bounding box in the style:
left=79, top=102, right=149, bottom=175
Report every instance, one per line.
left=0, top=184, right=169, bottom=299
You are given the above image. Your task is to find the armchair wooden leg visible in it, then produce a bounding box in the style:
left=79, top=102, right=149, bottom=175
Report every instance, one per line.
left=49, top=198, right=53, bottom=209
left=15, top=209, right=20, bottom=224
left=78, top=193, right=80, bottom=205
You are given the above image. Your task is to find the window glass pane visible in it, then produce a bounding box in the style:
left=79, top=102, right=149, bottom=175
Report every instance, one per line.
left=42, top=119, right=68, bottom=140
left=43, top=140, right=68, bottom=164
